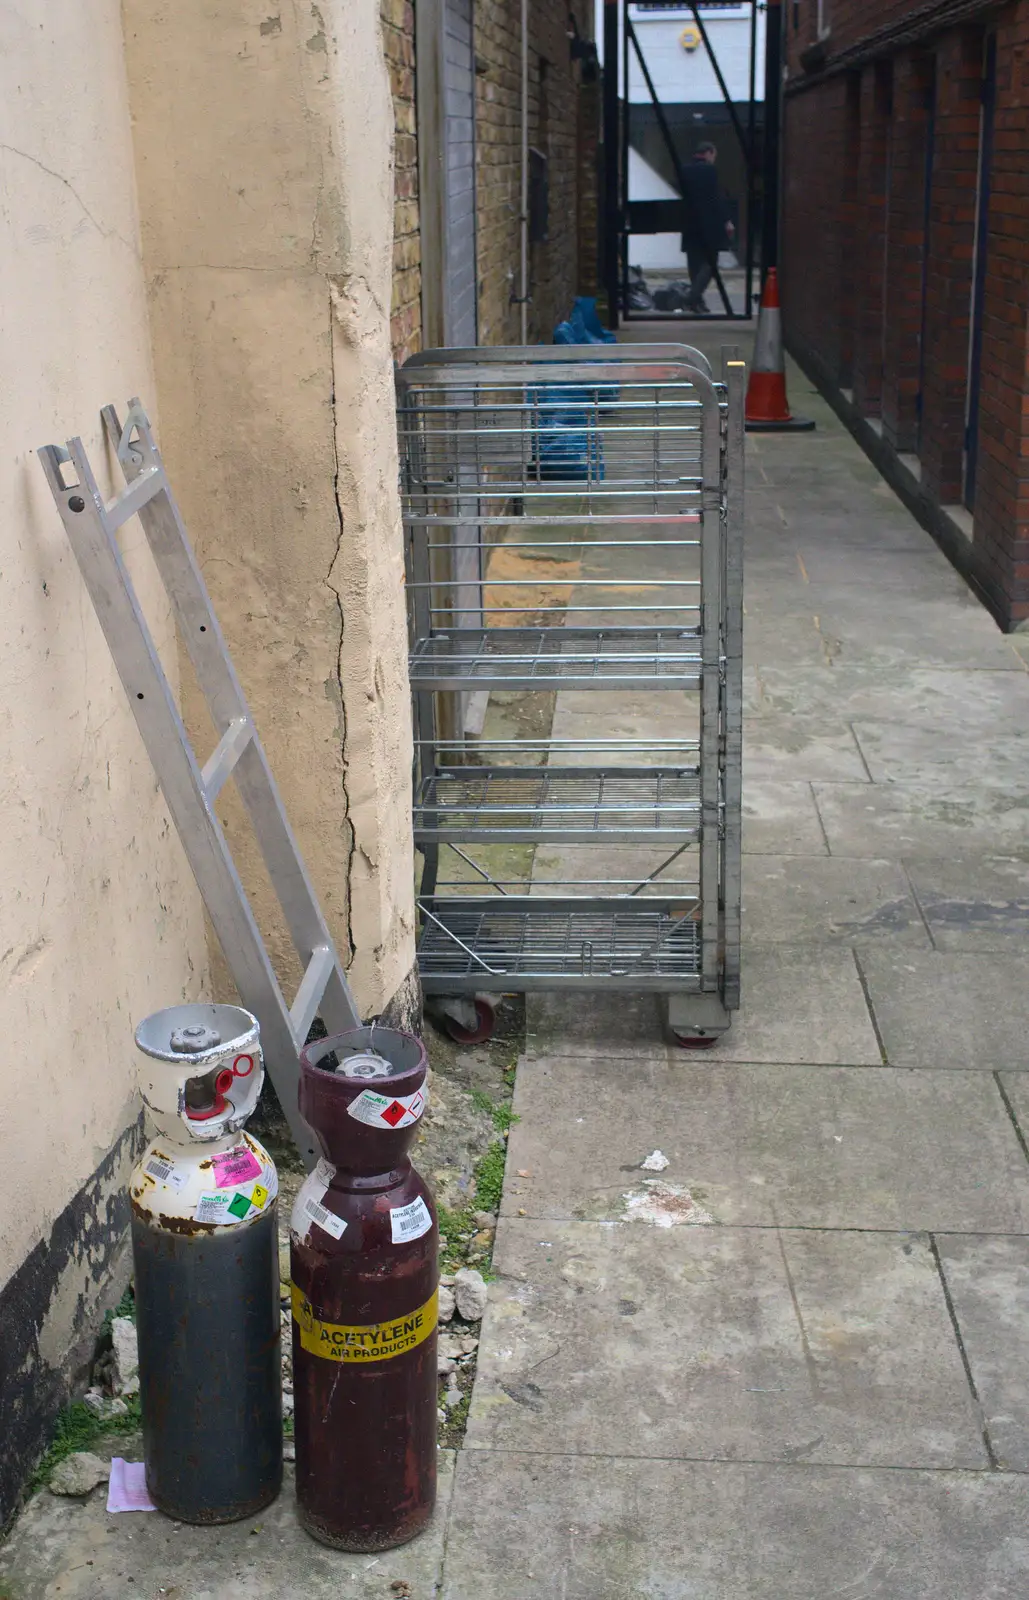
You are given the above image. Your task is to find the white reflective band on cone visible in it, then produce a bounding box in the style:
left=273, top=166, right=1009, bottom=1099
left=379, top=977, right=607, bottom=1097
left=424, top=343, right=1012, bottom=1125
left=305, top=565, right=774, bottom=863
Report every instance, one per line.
left=752, top=306, right=782, bottom=374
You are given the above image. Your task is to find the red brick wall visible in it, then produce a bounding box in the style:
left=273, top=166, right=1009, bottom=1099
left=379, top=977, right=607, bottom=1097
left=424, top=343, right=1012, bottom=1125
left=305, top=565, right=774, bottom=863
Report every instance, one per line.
left=782, top=0, right=1029, bottom=629
left=975, top=10, right=1029, bottom=623
left=780, top=76, right=849, bottom=381
left=881, top=52, right=934, bottom=452
left=919, top=26, right=980, bottom=505
left=785, top=0, right=997, bottom=73
left=852, top=62, right=892, bottom=416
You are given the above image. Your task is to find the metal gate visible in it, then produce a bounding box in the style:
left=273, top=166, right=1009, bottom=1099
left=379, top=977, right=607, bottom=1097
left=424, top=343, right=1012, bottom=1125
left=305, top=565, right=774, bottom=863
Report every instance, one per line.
left=396, top=348, right=744, bottom=1044
left=601, top=0, right=764, bottom=325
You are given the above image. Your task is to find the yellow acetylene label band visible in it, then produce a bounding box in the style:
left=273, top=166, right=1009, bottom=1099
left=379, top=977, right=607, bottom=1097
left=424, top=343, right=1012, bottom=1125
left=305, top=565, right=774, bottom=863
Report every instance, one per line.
left=291, top=1284, right=438, bottom=1364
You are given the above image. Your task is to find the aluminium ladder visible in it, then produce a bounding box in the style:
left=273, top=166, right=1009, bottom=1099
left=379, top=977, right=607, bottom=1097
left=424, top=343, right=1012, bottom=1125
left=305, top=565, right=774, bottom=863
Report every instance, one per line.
left=38, top=401, right=359, bottom=1165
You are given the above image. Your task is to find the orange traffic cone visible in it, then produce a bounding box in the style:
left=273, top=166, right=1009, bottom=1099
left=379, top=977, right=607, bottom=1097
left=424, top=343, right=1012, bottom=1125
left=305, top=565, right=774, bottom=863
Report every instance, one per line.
left=745, top=269, right=815, bottom=432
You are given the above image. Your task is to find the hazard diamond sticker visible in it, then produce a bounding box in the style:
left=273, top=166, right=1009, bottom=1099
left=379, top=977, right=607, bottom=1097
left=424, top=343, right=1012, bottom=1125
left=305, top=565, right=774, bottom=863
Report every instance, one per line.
left=347, top=1087, right=427, bottom=1130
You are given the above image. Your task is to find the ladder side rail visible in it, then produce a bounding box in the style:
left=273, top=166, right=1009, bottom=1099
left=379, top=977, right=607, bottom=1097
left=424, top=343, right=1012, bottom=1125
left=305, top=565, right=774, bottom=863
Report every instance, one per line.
left=38, top=439, right=317, bottom=1159
left=101, top=404, right=360, bottom=1036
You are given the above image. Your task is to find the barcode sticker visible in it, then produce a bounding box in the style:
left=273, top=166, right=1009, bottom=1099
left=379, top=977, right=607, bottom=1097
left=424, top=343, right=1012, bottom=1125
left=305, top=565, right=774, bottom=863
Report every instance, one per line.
left=302, top=1194, right=346, bottom=1240
left=390, top=1196, right=433, bottom=1244
left=145, top=1156, right=187, bottom=1192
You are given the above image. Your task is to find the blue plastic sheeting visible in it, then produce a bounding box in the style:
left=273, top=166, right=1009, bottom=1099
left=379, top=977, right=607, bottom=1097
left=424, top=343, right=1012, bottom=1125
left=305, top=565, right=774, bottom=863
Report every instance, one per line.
left=530, top=300, right=619, bottom=480
left=572, top=297, right=618, bottom=343
left=530, top=384, right=604, bottom=482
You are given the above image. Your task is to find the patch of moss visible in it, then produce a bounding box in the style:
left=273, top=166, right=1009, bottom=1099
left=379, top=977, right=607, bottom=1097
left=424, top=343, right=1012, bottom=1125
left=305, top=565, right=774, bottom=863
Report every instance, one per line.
left=469, top=1088, right=520, bottom=1136
left=29, top=1396, right=142, bottom=1494
left=472, top=1141, right=507, bottom=1215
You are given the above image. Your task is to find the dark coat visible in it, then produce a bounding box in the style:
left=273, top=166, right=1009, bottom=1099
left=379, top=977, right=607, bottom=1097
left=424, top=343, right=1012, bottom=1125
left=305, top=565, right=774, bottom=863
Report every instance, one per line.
left=679, top=160, right=728, bottom=256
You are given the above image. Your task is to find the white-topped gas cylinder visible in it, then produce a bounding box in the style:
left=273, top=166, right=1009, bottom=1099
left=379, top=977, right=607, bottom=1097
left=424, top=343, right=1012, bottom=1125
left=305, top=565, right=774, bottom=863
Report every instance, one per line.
left=132, top=1003, right=277, bottom=1227
left=129, top=1003, right=282, bottom=1523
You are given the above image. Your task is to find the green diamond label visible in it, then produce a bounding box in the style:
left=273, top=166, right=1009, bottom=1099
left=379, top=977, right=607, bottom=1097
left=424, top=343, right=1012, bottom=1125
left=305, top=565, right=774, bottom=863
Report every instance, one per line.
left=228, top=1191, right=253, bottom=1219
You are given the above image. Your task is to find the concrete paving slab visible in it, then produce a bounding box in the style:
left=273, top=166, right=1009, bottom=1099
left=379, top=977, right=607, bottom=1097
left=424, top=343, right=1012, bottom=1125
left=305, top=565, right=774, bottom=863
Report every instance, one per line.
left=995, top=1071, right=1029, bottom=1135
left=741, top=855, right=928, bottom=946
left=500, top=1058, right=1029, bottom=1233
left=741, top=779, right=828, bottom=856
left=746, top=662, right=1029, bottom=726
left=813, top=781, right=1029, bottom=861
left=852, top=719, right=1029, bottom=789
left=441, top=1452, right=1029, bottom=1600
left=858, top=948, right=1029, bottom=1069
left=525, top=991, right=671, bottom=1061
left=0, top=1456, right=455, bottom=1600
left=794, top=544, right=976, bottom=595
left=742, top=716, right=870, bottom=783
left=751, top=497, right=933, bottom=551
left=905, top=856, right=1029, bottom=953
left=706, top=944, right=881, bottom=1064
left=466, top=1222, right=983, bottom=1468
left=937, top=1234, right=1029, bottom=1471
left=525, top=946, right=880, bottom=1066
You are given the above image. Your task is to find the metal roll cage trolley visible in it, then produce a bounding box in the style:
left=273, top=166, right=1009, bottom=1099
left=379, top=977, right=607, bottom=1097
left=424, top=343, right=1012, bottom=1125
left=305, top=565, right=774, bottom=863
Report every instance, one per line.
left=397, top=345, right=744, bottom=1047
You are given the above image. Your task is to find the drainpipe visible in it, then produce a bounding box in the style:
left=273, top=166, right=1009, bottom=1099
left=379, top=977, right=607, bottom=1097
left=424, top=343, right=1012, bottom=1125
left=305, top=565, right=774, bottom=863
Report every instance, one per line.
left=520, top=0, right=529, bottom=342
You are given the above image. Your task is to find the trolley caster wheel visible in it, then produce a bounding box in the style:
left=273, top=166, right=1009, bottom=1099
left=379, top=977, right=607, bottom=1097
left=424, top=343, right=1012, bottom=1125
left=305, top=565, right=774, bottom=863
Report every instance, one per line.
left=444, top=998, right=497, bottom=1046
left=671, top=1029, right=721, bottom=1050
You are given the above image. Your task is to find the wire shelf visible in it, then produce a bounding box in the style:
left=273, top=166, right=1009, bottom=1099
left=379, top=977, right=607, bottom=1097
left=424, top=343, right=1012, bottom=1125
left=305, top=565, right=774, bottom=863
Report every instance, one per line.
left=414, top=765, right=702, bottom=843
left=408, top=627, right=704, bottom=689
left=416, top=897, right=703, bottom=990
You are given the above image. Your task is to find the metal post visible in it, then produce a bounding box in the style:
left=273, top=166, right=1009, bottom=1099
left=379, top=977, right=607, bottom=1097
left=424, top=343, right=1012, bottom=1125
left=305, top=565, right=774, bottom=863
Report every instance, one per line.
left=745, top=1, right=758, bottom=313
left=602, top=0, right=621, bottom=328
left=761, top=0, right=783, bottom=277
left=721, top=362, right=745, bottom=1009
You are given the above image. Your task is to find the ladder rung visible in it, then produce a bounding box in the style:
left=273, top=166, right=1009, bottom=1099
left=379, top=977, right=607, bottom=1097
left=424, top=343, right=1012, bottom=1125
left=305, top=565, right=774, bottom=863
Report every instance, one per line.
left=202, top=717, right=254, bottom=803
left=106, top=467, right=165, bottom=530
left=290, top=944, right=335, bottom=1047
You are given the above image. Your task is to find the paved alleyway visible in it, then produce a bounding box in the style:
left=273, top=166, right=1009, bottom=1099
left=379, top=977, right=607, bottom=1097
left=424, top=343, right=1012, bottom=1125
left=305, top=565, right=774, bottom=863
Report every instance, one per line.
left=440, top=333, right=1029, bottom=1596
left=6, top=337, right=1029, bottom=1598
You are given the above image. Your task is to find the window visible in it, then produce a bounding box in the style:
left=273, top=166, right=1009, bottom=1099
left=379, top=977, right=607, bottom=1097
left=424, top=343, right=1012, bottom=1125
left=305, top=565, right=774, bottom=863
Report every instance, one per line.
left=631, top=4, right=748, bottom=15
left=817, top=0, right=831, bottom=37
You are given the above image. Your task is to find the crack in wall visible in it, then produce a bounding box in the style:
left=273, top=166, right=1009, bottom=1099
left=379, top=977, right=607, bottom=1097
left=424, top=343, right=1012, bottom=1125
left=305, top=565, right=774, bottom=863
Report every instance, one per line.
left=0, top=143, right=137, bottom=254
left=326, top=294, right=357, bottom=971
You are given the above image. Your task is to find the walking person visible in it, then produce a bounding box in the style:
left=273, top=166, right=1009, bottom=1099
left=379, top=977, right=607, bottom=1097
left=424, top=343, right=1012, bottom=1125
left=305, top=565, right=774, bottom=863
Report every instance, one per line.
left=679, top=142, right=735, bottom=314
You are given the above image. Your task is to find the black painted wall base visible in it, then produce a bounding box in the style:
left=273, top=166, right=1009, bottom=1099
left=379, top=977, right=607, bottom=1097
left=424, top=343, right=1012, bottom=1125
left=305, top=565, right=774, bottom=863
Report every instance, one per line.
left=0, top=1117, right=144, bottom=1532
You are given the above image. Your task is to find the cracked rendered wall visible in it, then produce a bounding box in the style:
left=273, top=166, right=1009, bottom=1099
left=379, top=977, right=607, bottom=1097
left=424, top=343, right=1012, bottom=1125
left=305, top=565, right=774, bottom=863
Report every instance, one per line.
left=121, top=0, right=416, bottom=1020
left=0, top=0, right=207, bottom=1523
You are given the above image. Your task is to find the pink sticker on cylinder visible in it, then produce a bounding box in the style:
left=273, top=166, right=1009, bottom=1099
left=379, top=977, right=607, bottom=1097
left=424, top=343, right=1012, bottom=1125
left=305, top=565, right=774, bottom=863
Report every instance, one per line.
left=211, top=1146, right=262, bottom=1188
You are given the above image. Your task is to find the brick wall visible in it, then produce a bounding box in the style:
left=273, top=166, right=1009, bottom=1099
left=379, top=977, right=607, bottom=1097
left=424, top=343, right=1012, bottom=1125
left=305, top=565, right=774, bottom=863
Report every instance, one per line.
left=382, top=0, right=422, bottom=364
left=919, top=26, right=980, bottom=505
left=852, top=61, right=891, bottom=416
left=782, top=0, right=1029, bottom=630
left=974, top=10, right=1029, bottom=623
left=780, top=74, right=850, bottom=381
left=474, top=0, right=596, bottom=345
left=382, top=0, right=596, bottom=361
left=785, top=0, right=998, bottom=73
left=881, top=52, right=934, bottom=452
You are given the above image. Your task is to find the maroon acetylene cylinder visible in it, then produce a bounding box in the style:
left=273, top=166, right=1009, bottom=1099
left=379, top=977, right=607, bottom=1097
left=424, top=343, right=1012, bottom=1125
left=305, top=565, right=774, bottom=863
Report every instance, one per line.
left=290, top=1026, right=437, bottom=1552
